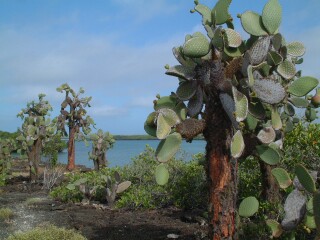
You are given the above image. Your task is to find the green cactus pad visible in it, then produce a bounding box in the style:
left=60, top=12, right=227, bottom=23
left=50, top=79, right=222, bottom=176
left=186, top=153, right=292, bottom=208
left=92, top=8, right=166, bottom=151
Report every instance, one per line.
left=187, top=87, right=204, bottom=117
left=194, top=4, right=212, bottom=26
left=176, top=81, right=197, bottom=101
left=266, top=219, right=283, bottom=238
left=287, top=42, right=306, bottom=57
left=252, top=79, right=285, bottom=104
left=219, top=93, right=239, bottom=129
left=116, top=181, right=131, bottom=193
left=212, top=27, right=224, bottom=51
left=156, top=133, right=182, bottom=163
left=224, top=29, right=242, bottom=48
left=295, top=164, right=316, bottom=193
left=248, top=97, right=266, bottom=120
left=247, top=65, right=255, bottom=87
left=285, top=120, right=294, bottom=133
left=267, top=51, right=283, bottom=66
left=245, top=113, right=258, bottom=131
left=146, top=112, right=157, bottom=127
left=288, top=97, right=309, bottom=108
left=284, top=103, right=295, bottom=116
left=232, top=87, right=248, bottom=122
left=183, top=34, right=210, bottom=58
left=257, top=127, right=276, bottom=144
left=271, top=167, right=292, bottom=189
left=231, top=130, right=245, bottom=158
left=144, top=122, right=157, bottom=137
left=155, top=164, right=169, bottom=185
left=288, top=76, right=319, bottom=97
left=305, top=108, right=317, bottom=122
left=249, top=36, right=270, bottom=65
left=307, top=197, right=314, bottom=215
left=272, top=33, right=283, bottom=51
left=224, top=45, right=244, bottom=58
left=156, top=114, right=171, bottom=139
left=172, top=47, right=196, bottom=68
left=166, top=65, right=195, bottom=81
left=239, top=11, right=268, bottom=36
left=277, top=59, right=296, bottom=80
left=239, top=196, right=259, bottom=217
left=313, top=191, right=320, bottom=233
left=304, top=213, right=316, bottom=229
left=256, top=145, right=280, bottom=165
left=212, top=0, right=232, bottom=25
left=174, top=102, right=187, bottom=121
left=271, top=107, right=282, bottom=130
left=262, top=0, right=282, bottom=34
left=158, top=108, right=181, bottom=127
left=154, top=96, right=176, bottom=111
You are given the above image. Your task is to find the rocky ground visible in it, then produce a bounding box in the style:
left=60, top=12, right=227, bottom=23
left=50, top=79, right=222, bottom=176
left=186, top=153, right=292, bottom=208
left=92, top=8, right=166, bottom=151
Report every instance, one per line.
left=0, top=176, right=208, bottom=240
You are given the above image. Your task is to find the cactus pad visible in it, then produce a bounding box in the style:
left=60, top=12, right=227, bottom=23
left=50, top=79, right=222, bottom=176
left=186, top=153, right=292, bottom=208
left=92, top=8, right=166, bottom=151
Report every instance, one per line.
left=271, top=167, right=292, bottom=189
left=313, top=192, right=320, bottom=233
left=155, top=164, right=169, bottom=185
left=271, top=106, right=282, bottom=130
left=212, top=0, right=232, bottom=25
left=288, top=97, right=309, bottom=108
left=116, top=181, right=131, bottom=193
left=187, top=87, right=203, bottom=117
left=144, top=121, right=157, bottom=137
left=245, top=113, right=258, bottom=131
left=240, top=11, right=268, bottom=36
left=166, top=65, right=195, bottom=81
left=287, top=41, right=306, bottom=57
left=288, top=76, right=319, bottom=97
left=219, top=93, right=239, bottom=128
left=232, top=87, right=248, bottom=122
left=305, top=108, right=317, bottom=122
left=176, top=80, right=197, bottom=101
left=284, top=103, right=295, bottom=116
left=256, top=145, right=280, bottom=165
left=266, top=219, right=283, bottom=238
left=156, top=133, right=182, bottom=163
left=257, top=127, right=276, bottom=144
left=262, top=0, right=282, bottom=34
left=267, top=51, right=283, bottom=66
left=239, top=196, right=259, bottom=217
left=224, top=29, right=242, bottom=48
left=252, top=78, right=286, bottom=104
left=183, top=33, right=210, bottom=58
left=212, top=27, right=224, bottom=51
left=272, top=33, right=282, bottom=51
left=231, top=130, right=245, bottom=158
left=249, top=36, right=270, bottom=65
left=156, top=114, right=171, bottom=139
left=194, top=3, right=212, bottom=26
left=277, top=59, right=296, bottom=80
left=295, top=164, right=316, bottom=193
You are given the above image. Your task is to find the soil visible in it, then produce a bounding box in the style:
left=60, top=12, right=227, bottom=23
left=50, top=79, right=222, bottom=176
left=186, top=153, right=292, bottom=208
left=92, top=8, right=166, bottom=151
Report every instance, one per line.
left=0, top=174, right=208, bottom=240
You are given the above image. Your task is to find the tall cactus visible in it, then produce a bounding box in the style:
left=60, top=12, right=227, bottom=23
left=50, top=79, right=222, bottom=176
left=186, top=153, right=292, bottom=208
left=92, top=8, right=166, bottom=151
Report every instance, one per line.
left=16, top=94, right=55, bottom=181
left=144, top=0, right=319, bottom=238
left=88, top=129, right=115, bottom=171
left=56, top=83, right=95, bottom=171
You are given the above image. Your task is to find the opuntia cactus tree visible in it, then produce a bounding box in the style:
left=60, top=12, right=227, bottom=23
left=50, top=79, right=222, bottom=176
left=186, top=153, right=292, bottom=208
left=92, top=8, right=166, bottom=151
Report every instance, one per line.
left=88, top=129, right=115, bottom=171
left=144, top=0, right=319, bottom=238
left=16, top=94, right=55, bottom=181
left=56, top=83, right=95, bottom=171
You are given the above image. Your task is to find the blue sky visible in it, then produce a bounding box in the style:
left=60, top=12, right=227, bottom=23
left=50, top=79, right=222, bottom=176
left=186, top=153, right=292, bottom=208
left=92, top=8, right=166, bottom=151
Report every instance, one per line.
left=0, top=0, right=319, bottom=134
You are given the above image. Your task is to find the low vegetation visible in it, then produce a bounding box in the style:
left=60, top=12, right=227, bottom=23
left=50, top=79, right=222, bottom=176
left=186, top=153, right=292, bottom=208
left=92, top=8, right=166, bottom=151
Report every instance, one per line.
left=0, top=208, right=14, bottom=221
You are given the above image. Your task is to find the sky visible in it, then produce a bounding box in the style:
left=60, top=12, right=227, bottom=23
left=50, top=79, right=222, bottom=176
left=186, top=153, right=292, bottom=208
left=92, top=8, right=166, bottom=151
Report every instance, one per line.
left=0, top=0, right=319, bottom=135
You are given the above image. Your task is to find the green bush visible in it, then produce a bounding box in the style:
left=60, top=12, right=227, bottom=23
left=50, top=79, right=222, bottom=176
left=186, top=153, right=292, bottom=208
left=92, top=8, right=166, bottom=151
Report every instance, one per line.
left=6, top=225, right=86, bottom=240
left=42, top=134, right=67, bottom=166
left=0, top=207, right=14, bottom=221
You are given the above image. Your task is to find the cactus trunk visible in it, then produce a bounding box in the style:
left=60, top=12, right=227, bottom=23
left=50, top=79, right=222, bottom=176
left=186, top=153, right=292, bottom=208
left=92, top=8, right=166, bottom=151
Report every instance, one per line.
left=67, top=126, right=76, bottom=171
left=28, top=138, right=42, bottom=181
left=203, top=95, right=238, bottom=240
left=259, top=160, right=281, bottom=205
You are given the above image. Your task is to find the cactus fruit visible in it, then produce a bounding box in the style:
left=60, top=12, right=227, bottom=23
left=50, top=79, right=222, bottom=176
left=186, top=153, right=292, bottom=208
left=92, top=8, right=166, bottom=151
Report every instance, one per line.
left=311, top=89, right=320, bottom=107
left=239, top=196, right=259, bottom=217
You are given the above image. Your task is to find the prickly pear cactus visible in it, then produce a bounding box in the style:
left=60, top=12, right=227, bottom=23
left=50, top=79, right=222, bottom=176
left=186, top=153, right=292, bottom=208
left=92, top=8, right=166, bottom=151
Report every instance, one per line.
left=56, top=83, right=95, bottom=170
left=89, top=129, right=115, bottom=171
left=16, top=94, right=55, bottom=180
left=105, top=171, right=131, bottom=207
left=0, top=139, right=16, bottom=185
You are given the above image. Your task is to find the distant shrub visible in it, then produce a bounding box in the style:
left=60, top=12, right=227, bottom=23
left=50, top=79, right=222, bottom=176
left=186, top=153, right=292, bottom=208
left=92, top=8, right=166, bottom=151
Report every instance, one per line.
left=6, top=225, right=86, bottom=240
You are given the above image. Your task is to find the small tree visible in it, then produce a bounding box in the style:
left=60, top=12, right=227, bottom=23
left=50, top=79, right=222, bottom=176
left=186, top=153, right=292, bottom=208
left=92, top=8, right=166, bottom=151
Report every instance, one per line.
left=89, top=129, right=115, bottom=171
left=56, top=83, right=94, bottom=171
left=144, top=0, right=319, bottom=239
left=16, top=94, right=55, bottom=181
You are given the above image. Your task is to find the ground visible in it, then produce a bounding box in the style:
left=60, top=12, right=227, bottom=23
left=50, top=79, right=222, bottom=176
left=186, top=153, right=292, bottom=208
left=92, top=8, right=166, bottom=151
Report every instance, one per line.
left=0, top=176, right=207, bottom=240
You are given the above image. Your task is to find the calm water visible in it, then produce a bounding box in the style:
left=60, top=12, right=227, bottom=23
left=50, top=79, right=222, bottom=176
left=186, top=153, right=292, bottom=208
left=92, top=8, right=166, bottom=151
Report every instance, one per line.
left=56, top=140, right=206, bottom=168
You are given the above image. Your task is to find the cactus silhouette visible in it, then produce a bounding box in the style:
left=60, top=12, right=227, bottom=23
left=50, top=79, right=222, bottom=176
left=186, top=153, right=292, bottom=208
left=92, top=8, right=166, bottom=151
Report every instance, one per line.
left=88, top=129, right=115, bottom=171
left=16, top=94, right=55, bottom=181
left=56, top=83, right=95, bottom=171
left=144, top=0, right=319, bottom=238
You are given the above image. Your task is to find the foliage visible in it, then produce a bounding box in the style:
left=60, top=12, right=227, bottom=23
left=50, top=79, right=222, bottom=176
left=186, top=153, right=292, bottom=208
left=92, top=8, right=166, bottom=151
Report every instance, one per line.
left=42, top=133, right=67, bottom=166
left=6, top=224, right=87, bottom=240
left=0, top=131, right=19, bottom=141
left=0, top=207, right=14, bottom=221
left=0, top=139, right=16, bottom=186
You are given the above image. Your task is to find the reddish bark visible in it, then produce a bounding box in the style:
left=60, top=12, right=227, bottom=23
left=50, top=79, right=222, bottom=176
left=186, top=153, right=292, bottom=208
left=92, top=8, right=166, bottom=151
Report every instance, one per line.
left=67, top=126, right=76, bottom=171
left=203, top=94, right=238, bottom=240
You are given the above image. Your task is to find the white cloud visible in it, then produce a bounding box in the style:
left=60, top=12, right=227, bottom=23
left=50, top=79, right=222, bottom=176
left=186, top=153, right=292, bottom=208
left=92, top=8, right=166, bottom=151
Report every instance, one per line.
left=90, top=106, right=128, bottom=117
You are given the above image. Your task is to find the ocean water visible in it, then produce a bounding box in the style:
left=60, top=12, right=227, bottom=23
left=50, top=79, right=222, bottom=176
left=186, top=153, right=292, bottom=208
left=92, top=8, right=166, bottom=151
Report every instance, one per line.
left=56, top=140, right=206, bottom=168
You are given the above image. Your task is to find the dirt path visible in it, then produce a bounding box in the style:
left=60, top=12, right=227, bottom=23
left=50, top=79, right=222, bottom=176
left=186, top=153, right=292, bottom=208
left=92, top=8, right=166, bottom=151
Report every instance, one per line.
left=0, top=180, right=207, bottom=240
